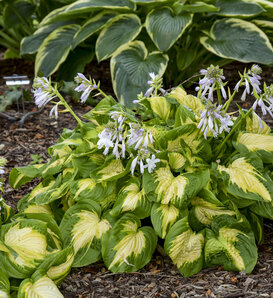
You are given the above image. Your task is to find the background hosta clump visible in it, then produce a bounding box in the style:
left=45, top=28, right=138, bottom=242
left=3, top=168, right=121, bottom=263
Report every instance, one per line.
left=1, top=64, right=273, bottom=295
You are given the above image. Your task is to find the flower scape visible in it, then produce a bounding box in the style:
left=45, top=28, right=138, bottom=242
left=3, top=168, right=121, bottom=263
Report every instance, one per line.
left=1, top=65, right=273, bottom=296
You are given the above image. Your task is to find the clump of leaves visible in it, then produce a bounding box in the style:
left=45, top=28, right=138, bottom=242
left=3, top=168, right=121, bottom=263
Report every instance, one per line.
left=1, top=64, right=273, bottom=296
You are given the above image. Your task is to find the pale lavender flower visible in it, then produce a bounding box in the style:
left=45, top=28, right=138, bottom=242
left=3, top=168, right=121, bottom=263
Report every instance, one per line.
left=97, top=129, right=114, bottom=155
left=0, top=167, right=4, bottom=175
left=49, top=103, right=60, bottom=119
left=197, top=103, right=233, bottom=139
left=74, top=73, right=98, bottom=103
left=144, top=72, right=165, bottom=97
left=145, top=154, right=160, bottom=173
left=32, top=77, right=56, bottom=108
left=196, top=65, right=226, bottom=101
left=130, top=148, right=158, bottom=176
left=127, top=123, right=153, bottom=150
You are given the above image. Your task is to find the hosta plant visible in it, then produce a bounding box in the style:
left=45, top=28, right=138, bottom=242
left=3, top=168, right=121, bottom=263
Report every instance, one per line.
left=20, top=0, right=273, bottom=106
left=1, top=64, right=273, bottom=296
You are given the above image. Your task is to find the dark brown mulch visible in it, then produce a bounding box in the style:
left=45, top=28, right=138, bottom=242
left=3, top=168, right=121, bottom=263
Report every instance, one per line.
left=1, top=56, right=273, bottom=297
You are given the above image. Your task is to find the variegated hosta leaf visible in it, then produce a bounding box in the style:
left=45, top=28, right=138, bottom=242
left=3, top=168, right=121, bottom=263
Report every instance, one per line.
left=200, top=18, right=273, bottom=64
left=245, top=111, right=271, bottom=134
left=111, top=177, right=151, bottom=219
left=111, top=40, right=169, bottom=107
left=96, top=14, right=142, bottom=62
left=205, top=215, right=257, bottom=273
left=144, top=162, right=210, bottom=209
left=174, top=104, right=196, bottom=128
left=233, top=132, right=273, bottom=163
left=249, top=200, right=273, bottom=220
left=213, top=154, right=273, bottom=203
left=18, top=273, right=63, bottom=298
left=102, top=213, right=157, bottom=272
left=146, top=7, right=192, bottom=52
left=0, top=271, right=9, bottom=298
left=9, top=165, right=43, bottom=189
left=147, top=96, right=173, bottom=122
left=0, top=220, right=50, bottom=279
left=169, top=87, right=205, bottom=115
left=60, top=199, right=112, bottom=267
left=70, top=178, right=96, bottom=201
left=164, top=217, right=205, bottom=277
left=244, top=210, right=264, bottom=245
left=0, top=198, right=14, bottom=225
left=189, top=189, right=235, bottom=231
left=151, top=203, right=186, bottom=238
left=91, top=158, right=127, bottom=182
left=168, top=152, right=187, bottom=172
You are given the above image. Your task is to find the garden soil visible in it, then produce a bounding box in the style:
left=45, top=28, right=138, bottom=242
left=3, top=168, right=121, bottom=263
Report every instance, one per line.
left=1, top=53, right=273, bottom=297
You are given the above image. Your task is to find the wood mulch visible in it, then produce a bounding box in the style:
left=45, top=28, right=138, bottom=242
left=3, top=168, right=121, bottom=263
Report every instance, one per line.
left=1, top=54, right=273, bottom=297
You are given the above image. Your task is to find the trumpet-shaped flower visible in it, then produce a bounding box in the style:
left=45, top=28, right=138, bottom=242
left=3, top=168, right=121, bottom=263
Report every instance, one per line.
left=74, top=73, right=98, bottom=103
left=32, top=77, right=56, bottom=108
left=127, top=123, right=153, bottom=150
left=130, top=148, right=159, bottom=176
left=144, top=72, right=165, bottom=97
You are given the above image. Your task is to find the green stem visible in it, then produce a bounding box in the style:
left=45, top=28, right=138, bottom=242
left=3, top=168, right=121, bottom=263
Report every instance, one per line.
left=98, top=88, right=110, bottom=99
left=223, top=89, right=237, bottom=113
left=216, top=88, right=222, bottom=106
left=214, top=108, right=253, bottom=158
left=55, top=90, right=83, bottom=127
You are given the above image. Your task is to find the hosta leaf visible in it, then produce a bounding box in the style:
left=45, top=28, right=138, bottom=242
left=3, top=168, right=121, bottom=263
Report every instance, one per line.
left=72, top=12, right=116, bottom=49
left=254, top=0, right=273, bottom=16
left=214, top=0, right=264, bottom=17
left=0, top=220, right=50, bottom=279
left=233, top=132, right=273, bottom=163
left=244, top=210, right=264, bottom=245
left=168, top=152, right=187, bottom=172
left=148, top=96, right=172, bottom=122
left=151, top=203, right=186, bottom=238
left=9, top=165, right=43, bottom=189
left=35, top=24, right=80, bottom=76
left=0, top=199, right=14, bottom=224
left=21, top=20, right=76, bottom=55
left=200, top=18, right=273, bottom=65
left=165, top=217, right=205, bottom=277
left=130, top=0, right=169, bottom=3
left=245, top=111, right=271, bottom=134
left=96, top=14, right=142, bottom=62
left=60, top=199, right=112, bottom=267
left=174, top=104, right=196, bottom=127
left=111, top=177, right=151, bottom=218
left=174, top=1, right=219, bottom=13
left=18, top=274, right=63, bottom=298
left=205, top=215, right=257, bottom=273
left=249, top=200, right=273, bottom=220
left=213, top=154, right=273, bottom=203
left=144, top=162, right=210, bottom=209
left=111, top=41, right=169, bottom=107
left=102, top=213, right=157, bottom=272
left=189, top=190, right=236, bottom=231
left=146, top=7, right=192, bottom=52
left=0, top=271, right=9, bottom=298
left=70, top=178, right=96, bottom=201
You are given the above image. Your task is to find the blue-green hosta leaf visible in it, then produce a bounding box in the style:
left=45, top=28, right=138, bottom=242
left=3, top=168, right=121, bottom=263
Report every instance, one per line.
left=9, top=164, right=43, bottom=189
left=214, top=0, right=264, bottom=17
left=174, top=1, right=219, bottom=13
left=96, top=14, right=142, bottom=62
left=169, top=87, right=205, bottom=115
left=213, top=154, right=273, bottom=203
left=111, top=177, right=151, bottom=219
left=245, top=111, right=271, bottom=134
left=189, top=190, right=236, bottom=231
left=0, top=220, right=50, bottom=279
left=21, top=20, right=77, bottom=55
left=35, top=24, right=80, bottom=76
left=200, top=18, right=273, bottom=65
left=111, top=41, right=169, bottom=107
left=0, top=271, right=10, bottom=298
left=72, top=12, right=116, bottom=49
left=18, top=273, right=63, bottom=298
left=254, top=0, right=273, bottom=16
left=233, top=132, right=273, bottom=163
left=102, top=213, right=157, bottom=272
left=164, top=217, right=205, bottom=277
left=205, top=215, right=257, bottom=273
left=151, top=203, right=186, bottom=238
left=146, top=7, right=192, bottom=52
left=144, top=162, right=210, bottom=209
left=60, top=199, right=112, bottom=267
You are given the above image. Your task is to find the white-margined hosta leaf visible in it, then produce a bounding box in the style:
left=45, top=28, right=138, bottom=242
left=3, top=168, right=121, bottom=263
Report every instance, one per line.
left=175, top=2, right=219, bottom=13
left=214, top=0, right=264, bottom=17
left=111, top=177, right=151, bottom=219
left=151, top=202, right=186, bottom=239
left=200, top=18, right=273, bottom=64
left=0, top=220, right=50, bottom=279
left=60, top=199, right=112, bottom=267
left=169, top=87, right=205, bottom=115
left=205, top=215, right=257, bottom=273
left=72, top=12, right=116, bottom=49
left=213, top=154, right=273, bottom=203
left=96, top=14, right=142, bottom=62
left=143, top=162, right=210, bottom=209
left=0, top=271, right=9, bottom=298
left=245, top=111, right=271, bottom=134
left=233, top=132, right=273, bottom=163
left=164, top=217, right=205, bottom=277
left=111, top=41, right=169, bottom=107
left=102, top=213, right=157, bottom=272
left=18, top=272, right=63, bottom=298
left=252, top=0, right=273, bottom=16
left=146, top=7, right=192, bottom=52
left=189, top=190, right=236, bottom=231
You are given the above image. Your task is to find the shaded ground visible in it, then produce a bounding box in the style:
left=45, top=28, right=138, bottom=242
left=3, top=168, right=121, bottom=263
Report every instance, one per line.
left=1, top=55, right=273, bottom=297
